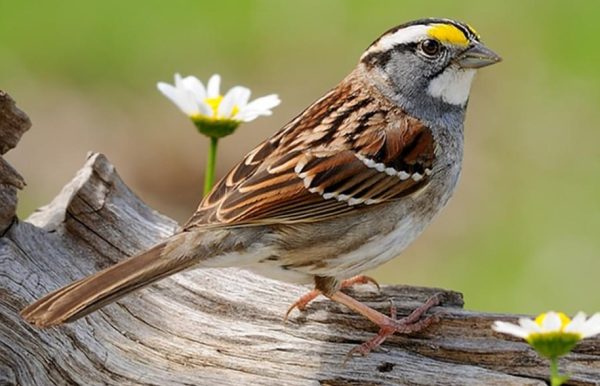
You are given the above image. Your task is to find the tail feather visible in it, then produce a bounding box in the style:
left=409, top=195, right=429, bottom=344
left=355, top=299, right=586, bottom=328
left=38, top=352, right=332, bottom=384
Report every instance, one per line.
left=20, top=239, right=197, bottom=327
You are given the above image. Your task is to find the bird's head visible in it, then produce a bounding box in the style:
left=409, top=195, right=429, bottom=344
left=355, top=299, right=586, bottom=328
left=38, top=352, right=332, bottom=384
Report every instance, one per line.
left=360, top=18, right=501, bottom=126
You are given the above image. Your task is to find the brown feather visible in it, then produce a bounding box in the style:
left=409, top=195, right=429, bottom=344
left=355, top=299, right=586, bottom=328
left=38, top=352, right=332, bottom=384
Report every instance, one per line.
left=20, top=239, right=197, bottom=327
left=183, top=70, right=436, bottom=229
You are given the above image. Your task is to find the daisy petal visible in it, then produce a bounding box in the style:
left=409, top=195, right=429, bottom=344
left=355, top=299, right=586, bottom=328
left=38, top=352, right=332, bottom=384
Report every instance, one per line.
left=157, top=82, right=198, bottom=116
left=218, top=88, right=239, bottom=118
left=245, top=94, right=281, bottom=112
left=237, top=95, right=281, bottom=122
left=218, top=86, right=250, bottom=119
left=207, top=74, right=221, bottom=98
left=232, top=86, right=251, bottom=108
left=174, top=73, right=184, bottom=88
left=197, top=100, right=213, bottom=117
left=492, top=321, right=529, bottom=339
left=235, top=111, right=262, bottom=122
left=565, top=312, right=587, bottom=334
left=181, top=76, right=207, bottom=102
left=519, top=318, right=541, bottom=334
left=542, top=312, right=562, bottom=332
left=581, top=313, right=600, bottom=338
left=586, top=312, right=600, bottom=326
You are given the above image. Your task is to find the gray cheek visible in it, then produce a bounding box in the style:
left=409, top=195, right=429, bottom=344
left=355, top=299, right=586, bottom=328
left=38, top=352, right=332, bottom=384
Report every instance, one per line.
left=385, top=53, right=453, bottom=102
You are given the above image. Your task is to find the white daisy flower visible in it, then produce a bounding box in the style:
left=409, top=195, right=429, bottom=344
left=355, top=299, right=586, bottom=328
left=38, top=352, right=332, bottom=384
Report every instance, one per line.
left=493, top=311, right=600, bottom=359
left=157, top=73, right=280, bottom=127
left=156, top=73, right=281, bottom=195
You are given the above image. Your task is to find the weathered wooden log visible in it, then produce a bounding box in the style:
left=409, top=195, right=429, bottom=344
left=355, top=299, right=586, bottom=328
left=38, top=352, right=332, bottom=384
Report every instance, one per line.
left=0, top=91, right=29, bottom=234
left=0, top=90, right=598, bottom=385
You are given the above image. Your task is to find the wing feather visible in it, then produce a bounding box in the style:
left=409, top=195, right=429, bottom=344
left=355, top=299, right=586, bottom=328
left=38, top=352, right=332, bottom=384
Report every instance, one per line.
left=183, top=71, right=436, bottom=229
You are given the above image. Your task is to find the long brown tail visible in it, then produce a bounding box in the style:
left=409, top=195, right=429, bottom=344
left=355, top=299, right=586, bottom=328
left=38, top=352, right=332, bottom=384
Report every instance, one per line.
left=20, top=238, right=198, bottom=327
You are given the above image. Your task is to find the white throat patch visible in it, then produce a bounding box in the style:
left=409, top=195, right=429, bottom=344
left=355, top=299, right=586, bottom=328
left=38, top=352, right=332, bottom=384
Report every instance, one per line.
left=427, top=66, right=476, bottom=106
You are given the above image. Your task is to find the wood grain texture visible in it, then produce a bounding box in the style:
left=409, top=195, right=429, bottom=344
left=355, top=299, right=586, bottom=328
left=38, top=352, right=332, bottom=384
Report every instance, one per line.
left=0, top=90, right=599, bottom=385
left=0, top=91, right=31, bottom=155
left=0, top=91, right=29, bottom=234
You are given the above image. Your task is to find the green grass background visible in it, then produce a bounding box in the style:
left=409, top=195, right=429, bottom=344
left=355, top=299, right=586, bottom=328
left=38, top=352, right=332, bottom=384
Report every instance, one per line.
left=1, top=1, right=599, bottom=315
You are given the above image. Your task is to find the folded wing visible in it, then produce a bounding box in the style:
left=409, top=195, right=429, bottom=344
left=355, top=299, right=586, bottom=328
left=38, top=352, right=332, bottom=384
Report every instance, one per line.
left=184, top=76, right=436, bottom=228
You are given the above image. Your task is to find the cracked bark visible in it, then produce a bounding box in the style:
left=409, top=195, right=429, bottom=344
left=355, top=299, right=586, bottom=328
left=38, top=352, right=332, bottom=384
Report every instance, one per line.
left=0, top=90, right=598, bottom=386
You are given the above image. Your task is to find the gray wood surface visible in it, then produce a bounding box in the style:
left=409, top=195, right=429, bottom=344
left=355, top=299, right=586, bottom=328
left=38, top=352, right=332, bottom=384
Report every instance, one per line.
left=1, top=90, right=598, bottom=385
left=0, top=91, right=29, bottom=234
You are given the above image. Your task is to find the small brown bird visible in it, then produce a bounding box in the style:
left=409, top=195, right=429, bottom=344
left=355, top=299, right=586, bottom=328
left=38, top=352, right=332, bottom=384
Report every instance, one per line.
left=21, top=18, right=500, bottom=355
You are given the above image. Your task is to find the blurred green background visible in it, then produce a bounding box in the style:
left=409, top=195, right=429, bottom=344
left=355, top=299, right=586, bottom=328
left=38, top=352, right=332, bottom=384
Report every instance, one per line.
left=2, top=1, right=599, bottom=315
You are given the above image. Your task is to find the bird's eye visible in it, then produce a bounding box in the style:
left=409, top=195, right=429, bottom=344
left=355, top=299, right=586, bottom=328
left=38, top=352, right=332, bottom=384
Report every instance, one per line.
left=419, top=39, right=441, bottom=57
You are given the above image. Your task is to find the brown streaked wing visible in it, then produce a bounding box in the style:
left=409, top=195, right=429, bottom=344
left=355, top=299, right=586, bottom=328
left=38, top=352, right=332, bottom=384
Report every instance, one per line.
left=187, top=135, right=434, bottom=226
left=183, top=73, right=436, bottom=228
left=182, top=84, right=350, bottom=228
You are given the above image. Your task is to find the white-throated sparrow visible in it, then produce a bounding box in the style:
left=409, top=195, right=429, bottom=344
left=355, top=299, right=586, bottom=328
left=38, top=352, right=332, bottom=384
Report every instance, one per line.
left=21, top=18, right=501, bottom=355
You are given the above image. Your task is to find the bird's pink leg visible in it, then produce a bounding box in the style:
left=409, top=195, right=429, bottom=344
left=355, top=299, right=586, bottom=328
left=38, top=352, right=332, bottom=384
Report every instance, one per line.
left=284, top=275, right=380, bottom=322
left=327, top=291, right=442, bottom=357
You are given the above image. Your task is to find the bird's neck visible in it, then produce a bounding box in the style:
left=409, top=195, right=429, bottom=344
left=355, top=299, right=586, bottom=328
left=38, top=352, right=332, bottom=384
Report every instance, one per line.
left=355, top=65, right=467, bottom=132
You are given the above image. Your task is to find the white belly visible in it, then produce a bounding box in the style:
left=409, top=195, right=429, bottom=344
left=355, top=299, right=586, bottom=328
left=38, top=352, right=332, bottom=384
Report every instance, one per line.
left=229, top=160, right=461, bottom=285
left=312, top=213, right=424, bottom=279
left=243, top=212, right=425, bottom=284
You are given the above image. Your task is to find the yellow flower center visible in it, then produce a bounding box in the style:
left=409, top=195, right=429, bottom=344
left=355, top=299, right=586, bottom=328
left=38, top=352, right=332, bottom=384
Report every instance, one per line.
left=204, top=96, right=223, bottom=117
left=203, top=95, right=239, bottom=119
left=535, top=312, right=571, bottom=331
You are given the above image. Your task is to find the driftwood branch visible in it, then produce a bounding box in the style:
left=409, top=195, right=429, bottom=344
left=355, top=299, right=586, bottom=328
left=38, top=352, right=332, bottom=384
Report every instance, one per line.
left=0, top=91, right=29, bottom=234
left=0, top=90, right=598, bottom=386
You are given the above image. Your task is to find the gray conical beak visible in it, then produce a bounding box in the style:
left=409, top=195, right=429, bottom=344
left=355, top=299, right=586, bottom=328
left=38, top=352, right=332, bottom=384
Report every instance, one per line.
left=456, top=41, right=502, bottom=69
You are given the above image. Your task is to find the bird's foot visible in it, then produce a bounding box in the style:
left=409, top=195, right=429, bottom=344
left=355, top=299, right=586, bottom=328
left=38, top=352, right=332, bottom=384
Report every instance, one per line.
left=344, top=293, right=442, bottom=358
left=284, top=275, right=380, bottom=322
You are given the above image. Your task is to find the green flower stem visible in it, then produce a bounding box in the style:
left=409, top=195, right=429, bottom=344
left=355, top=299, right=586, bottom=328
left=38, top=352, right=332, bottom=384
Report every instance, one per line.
left=193, top=118, right=241, bottom=196
left=550, top=357, right=568, bottom=386
left=204, top=136, right=219, bottom=196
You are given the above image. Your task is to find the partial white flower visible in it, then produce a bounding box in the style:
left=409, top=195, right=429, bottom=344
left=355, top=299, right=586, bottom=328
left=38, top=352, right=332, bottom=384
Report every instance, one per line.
left=493, top=311, right=600, bottom=340
left=493, top=311, right=600, bottom=359
left=157, top=73, right=280, bottom=123
left=564, top=312, right=600, bottom=338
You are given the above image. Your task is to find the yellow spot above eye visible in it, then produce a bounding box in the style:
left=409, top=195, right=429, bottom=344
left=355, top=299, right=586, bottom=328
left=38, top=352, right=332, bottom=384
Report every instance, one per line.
left=427, top=24, right=469, bottom=46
